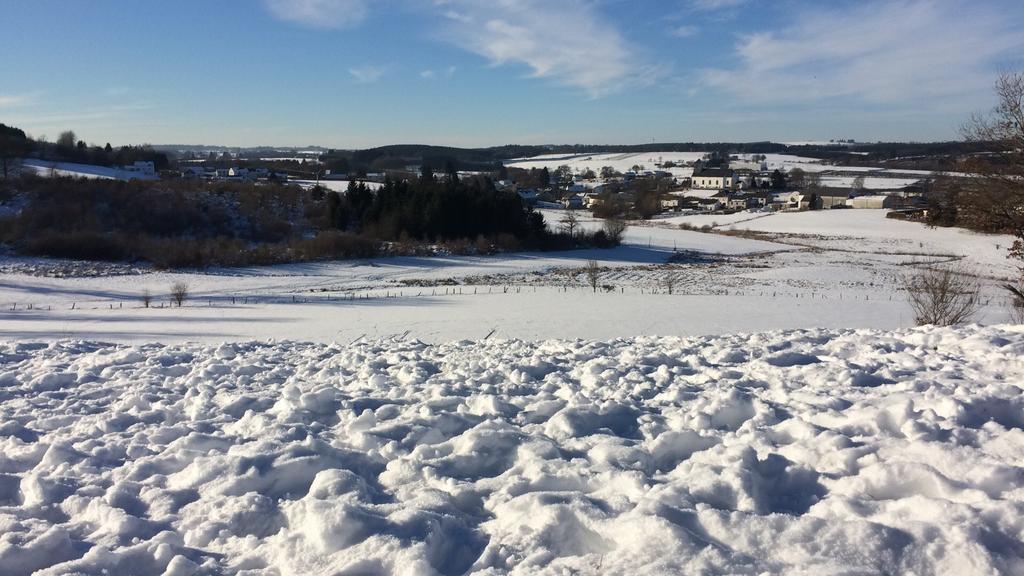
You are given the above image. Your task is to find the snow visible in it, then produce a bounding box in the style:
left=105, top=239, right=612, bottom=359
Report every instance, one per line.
left=715, top=210, right=1019, bottom=277
left=292, top=180, right=384, bottom=192
left=505, top=151, right=930, bottom=191
left=0, top=325, right=1022, bottom=574
left=505, top=152, right=704, bottom=179
left=0, top=209, right=1018, bottom=343
left=22, top=160, right=159, bottom=181
left=2, top=188, right=1023, bottom=573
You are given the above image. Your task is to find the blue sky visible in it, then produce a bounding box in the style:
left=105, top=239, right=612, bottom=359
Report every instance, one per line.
left=2, top=0, right=1023, bottom=148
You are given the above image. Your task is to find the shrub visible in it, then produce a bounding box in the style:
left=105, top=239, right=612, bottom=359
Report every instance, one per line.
left=904, top=265, right=980, bottom=326
left=1006, top=279, right=1024, bottom=323
left=584, top=259, right=600, bottom=292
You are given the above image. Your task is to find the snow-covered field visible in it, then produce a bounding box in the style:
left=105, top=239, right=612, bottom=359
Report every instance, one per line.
left=1, top=325, right=1022, bottom=574
left=0, top=210, right=1018, bottom=343
left=1, top=205, right=1023, bottom=574
left=21, top=160, right=159, bottom=182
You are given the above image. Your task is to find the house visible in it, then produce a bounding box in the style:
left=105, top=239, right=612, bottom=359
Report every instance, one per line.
left=517, top=188, right=539, bottom=205
left=562, top=194, right=584, bottom=209
left=699, top=197, right=723, bottom=211
left=781, top=192, right=813, bottom=211
left=122, top=161, right=155, bottom=175
left=691, top=167, right=738, bottom=190
left=661, top=197, right=681, bottom=211
left=726, top=195, right=750, bottom=210
left=495, top=179, right=516, bottom=192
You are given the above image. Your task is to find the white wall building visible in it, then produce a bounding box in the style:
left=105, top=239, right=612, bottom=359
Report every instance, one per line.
left=691, top=168, right=738, bottom=190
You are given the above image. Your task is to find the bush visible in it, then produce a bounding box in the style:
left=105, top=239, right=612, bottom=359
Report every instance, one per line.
left=905, top=265, right=980, bottom=326
left=584, top=259, right=600, bottom=292
left=1006, top=279, right=1024, bottom=323
left=22, top=230, right=132, bottom=261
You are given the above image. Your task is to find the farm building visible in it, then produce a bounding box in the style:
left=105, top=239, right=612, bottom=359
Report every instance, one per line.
left=847, top=195, right=899, bottom=209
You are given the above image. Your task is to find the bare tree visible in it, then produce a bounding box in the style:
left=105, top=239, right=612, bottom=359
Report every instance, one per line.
left=170, top=281, right=189, bottom=307
left=961, top=71, right=1024, bottom=259
left=141, top=289, right=152, bottom=308
left=851, top=175, right=866, bottom=193
left=960, top=71, right=1024, bottom=307
left=603, top=217, right=626, bottom=245
left=964, top=71, right=1024, bottom=148
left=904, top=265, right=981, bottom=326
left=584, top=260, right=600, bottom=292
left=560, top=209, right=580, bottom=237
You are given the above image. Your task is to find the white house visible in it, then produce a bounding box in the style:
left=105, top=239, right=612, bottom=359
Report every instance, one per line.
left=691, top=167, right=738, bottom=190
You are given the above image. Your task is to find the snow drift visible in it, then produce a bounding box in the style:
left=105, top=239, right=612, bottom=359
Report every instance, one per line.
left=0, top=326, right=1022, bottom=575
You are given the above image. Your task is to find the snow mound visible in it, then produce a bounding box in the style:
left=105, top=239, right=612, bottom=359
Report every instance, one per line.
left=1, top=326, right=1023, bottom=574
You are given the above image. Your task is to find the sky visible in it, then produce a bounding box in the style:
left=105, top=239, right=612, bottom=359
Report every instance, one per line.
left=2, top=0, right=1023, bottom=149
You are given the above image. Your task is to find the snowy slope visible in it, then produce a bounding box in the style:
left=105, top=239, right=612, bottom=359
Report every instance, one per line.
left=0, top=325, right=1022, bottom=574
left=718, top=210, right=1019, bottom=277
left=22, top=160, right=159, bottom=181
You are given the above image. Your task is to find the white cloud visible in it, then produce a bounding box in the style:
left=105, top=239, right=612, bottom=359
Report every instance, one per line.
left=264, top=0, right=368, bottom=29
left=349, top=65, right=384, bottom=84
left=0, top=92, right=39, bottom=108
left=690, top=0, right=746, bottom=11
left=670, top=25, right=699, bottom=38
left=699, top=0, right=1024, bottom=107
left=431, top=0, right=660, bottom=97
left=421, top=66, right=457, bottom=80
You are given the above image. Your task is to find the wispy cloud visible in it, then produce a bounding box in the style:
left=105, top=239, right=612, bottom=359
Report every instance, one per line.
left=5, top=103, right=155, bottom=125
left=264, top=0, right=368, bottom=29
left=690, top=0, right=746, bottom=10
left=421, top=66, right=457, bottom=80
left=670, top=25, right=699, bottom=38
left=431, top=0, right=661, bottom=97
left=0, top=92, right=41, bottom=108
left=349, top=65, right=384, bottom=84
left=699, top=0, right=1024, bottom=107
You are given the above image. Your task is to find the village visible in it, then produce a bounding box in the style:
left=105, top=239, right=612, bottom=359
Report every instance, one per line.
left=16, top=147, right=933, bottom=224
left=498, top=152, right=928, bottom=219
